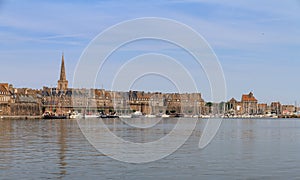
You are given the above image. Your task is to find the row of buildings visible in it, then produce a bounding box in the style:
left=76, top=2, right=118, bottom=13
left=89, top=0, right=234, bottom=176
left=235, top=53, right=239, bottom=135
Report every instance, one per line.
left=226, top=92, right=298, bottom=117
left=0, top=54, right=298, bottom=117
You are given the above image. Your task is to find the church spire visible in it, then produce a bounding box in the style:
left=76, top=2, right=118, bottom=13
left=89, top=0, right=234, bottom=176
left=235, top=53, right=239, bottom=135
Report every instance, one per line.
left=57, top=53, right=68, bottom=91
left=60, top=53, right=66, bottom=81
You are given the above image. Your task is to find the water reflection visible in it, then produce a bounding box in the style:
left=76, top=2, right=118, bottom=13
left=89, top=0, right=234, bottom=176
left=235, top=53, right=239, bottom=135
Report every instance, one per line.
left=0, top=119, right=13, bottom=170
left=1, top=118, right=300, bottom=179
left=240, top=119, right=255, bottom=160
left=99, top=118, right=179, bottom=143
left=58, top=120, right=67, bottom=178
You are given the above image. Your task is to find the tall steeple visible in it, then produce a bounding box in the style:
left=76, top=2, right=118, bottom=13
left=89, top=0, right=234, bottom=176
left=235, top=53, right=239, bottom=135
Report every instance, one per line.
left=57, top=53, right=68, bottom=91
left=60, top=53, right=66, bottom=81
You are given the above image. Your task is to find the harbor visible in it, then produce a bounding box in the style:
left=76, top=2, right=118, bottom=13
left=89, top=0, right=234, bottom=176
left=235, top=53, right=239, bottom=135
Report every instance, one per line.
left=1, top=0, right=300, bottom=179
left=1, top=1, right=300, bottom=179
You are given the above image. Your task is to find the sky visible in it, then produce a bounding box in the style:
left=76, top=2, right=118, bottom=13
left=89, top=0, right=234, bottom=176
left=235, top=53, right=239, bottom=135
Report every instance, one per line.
left=0, top=0, right=300, bottom=104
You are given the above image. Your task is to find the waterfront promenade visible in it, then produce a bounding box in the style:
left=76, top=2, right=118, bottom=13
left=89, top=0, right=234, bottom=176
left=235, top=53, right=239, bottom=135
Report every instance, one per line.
left=0, top=115, right=42, bottom=120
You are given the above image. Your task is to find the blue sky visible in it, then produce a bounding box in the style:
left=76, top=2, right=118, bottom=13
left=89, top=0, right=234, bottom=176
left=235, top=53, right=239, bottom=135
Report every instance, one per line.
left=0, top=0, right=300, bottom=104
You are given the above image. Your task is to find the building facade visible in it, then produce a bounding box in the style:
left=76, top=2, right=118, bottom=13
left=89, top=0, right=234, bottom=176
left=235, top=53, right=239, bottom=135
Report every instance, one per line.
left=0, top=83, right=11, bottom=115
left=241, top=92, right=258, bottom=115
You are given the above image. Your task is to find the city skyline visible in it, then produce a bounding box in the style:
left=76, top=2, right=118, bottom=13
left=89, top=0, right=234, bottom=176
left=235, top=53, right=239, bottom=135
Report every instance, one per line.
left=0, top=1, right=300, bottom=104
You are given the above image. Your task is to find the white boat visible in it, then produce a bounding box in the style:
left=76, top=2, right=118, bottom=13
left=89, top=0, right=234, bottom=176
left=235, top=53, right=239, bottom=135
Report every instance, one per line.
left=131, top=111, right=143, bottom=118
left=119, top=114, right=132, bottom=118
left=83, top=114, right=99, bottom=118
left=201, top=115, right=211, bottom=118
left=145, top=114, right=156, bottom=118
left=161, top=114, right=170, bottom=118
left=70, top=111, right=82, bottom=119
left=184, top=114, right=193, bottom=118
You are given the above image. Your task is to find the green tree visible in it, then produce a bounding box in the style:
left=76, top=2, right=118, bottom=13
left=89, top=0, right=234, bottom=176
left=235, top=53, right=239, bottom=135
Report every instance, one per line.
left=205, top=102, right=213, bottom=114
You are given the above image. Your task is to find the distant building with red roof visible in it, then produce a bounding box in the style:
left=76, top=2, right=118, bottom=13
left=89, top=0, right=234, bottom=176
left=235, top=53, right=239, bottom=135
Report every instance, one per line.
left=241, top=92, right=258, bottom=115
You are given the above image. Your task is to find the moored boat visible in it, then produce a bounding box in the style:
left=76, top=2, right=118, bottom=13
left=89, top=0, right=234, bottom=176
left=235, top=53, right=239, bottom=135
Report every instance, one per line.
left=69, top=111, right=82, bottom=119
left=43, top=111, right=67, bottom=119
left=98, top=111, right=119, bottom=118
left=98, top=114, right=119, bottom=118
left=119, top=114, right=132, bottom=118
left=83, top=114, right=99, bottom=118
left=145, top=114, right=156, bottom=118
left=161, top=114, right=170, bottom=118
left=131, top=111, right=143, bottom=118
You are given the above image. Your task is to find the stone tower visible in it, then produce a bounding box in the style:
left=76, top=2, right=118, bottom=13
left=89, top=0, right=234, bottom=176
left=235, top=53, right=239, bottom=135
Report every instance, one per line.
left=57, top=53, right=68, bottom=91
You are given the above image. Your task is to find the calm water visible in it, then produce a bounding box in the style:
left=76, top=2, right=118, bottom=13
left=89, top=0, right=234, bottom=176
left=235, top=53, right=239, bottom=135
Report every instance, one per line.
left=1, top=118, right=300, bottom=179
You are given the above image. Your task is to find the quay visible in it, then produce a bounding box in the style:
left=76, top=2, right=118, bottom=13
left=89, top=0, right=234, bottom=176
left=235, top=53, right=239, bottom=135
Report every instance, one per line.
left=0, top=115, right=43, bottom=120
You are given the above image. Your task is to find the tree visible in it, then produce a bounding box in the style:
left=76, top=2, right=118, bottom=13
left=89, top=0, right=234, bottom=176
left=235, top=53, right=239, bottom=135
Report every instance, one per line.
left=205, top=102, right=213, bottom=114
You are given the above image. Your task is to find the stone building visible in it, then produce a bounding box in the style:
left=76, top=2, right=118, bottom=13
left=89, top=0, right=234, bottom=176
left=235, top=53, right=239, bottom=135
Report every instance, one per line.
left=10, top=94, right=41, bottom=116
left=0, top=83, right=42, bottom=116
left=164, top=92, right=204, bottom=115
left=270, top=102, right=281, bottom=115
left=0, top=83, right=11, bottom=115
left=257, top=103, right=268, bottom=115
left=2, top=53, right=211, bottom=117
left=226, top=98, right=243, bottom=115
left=38, top=53, right=209, bottom=116
left=42, top=86, right=72, bottom=114
left=148, top=92, right=166, bottom=115
left=164, top=93, right=181, bottom=114
left=226, top=92, right=258, bottom=116
left=179, top=93, right=204, bottom=115
left=128, top=91, right=152, bottom=114
left=42, top=54, right=72, bottom=114
left=241, top=92, right=258, bottom=115
left=227, top=98, right=238, bottom=115
left=109, top=91, right=130, bottom=114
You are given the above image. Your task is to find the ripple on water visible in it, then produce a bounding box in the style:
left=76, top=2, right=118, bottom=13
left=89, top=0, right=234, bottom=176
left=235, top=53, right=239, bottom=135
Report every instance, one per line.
left=1, top=119, right=300, bottom=179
